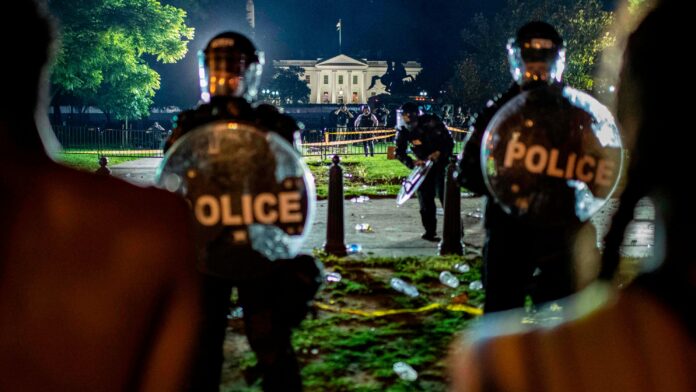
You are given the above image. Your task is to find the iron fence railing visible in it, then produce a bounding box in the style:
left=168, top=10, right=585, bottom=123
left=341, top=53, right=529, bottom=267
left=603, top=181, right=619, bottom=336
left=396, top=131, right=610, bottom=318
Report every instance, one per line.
left=54, top=126, right=167, bottom=158
left=53, top=126, right=466, bottom=159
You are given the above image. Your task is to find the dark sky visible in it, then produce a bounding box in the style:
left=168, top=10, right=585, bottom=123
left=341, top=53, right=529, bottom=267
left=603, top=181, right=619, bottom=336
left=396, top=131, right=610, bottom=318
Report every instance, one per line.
left=154, top=0, right=614, bottom=107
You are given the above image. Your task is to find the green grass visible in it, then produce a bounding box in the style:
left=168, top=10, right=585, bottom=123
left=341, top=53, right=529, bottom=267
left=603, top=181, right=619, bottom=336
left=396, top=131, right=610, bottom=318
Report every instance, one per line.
left=297, top=254, right=484, bottom=391
left=306, top=155, right=412, bottom=199
left=55, top=152, right=139, bottom=172
left=223, top=254, right=485, bottom=392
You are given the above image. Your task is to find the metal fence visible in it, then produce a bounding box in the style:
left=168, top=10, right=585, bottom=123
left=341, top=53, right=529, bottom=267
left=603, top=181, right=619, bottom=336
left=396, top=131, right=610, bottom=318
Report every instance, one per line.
left=54, top=126, right=466, bottom=159
left=299, top=127, right=467, bottom=158
left=54, top=126, right=167, bottom=158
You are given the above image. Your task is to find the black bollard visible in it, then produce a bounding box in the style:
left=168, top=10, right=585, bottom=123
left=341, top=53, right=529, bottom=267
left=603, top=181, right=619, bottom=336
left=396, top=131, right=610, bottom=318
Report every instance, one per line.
left=323, top=155, right=348, bottom=256
left=95, top=156, right=112, bottom=176
left=439, top=156, right=464, bottom=255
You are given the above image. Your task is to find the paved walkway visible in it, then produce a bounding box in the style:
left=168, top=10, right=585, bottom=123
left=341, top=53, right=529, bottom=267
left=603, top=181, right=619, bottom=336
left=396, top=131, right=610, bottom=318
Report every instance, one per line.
left=111, top=158, right=654, bottom=258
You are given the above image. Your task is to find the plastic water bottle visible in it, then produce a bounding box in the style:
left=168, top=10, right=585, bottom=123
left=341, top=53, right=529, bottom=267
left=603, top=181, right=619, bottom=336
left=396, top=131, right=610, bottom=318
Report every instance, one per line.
left=439, top=271, right=460, bottom=288
left=354, top=223, right=373, bottom=233
left=390, top=277, right=419, bottom=297
left=227, top=307, right=244, bottom=320
left=453, top=263, right=470, bottom=273
left=469, top=280, right=483, bottom=291
left=393, top=362, right=418, bottom=381
left=325, top=272, right=342, bottom=283
left=346, top=243, right=363, bottom=254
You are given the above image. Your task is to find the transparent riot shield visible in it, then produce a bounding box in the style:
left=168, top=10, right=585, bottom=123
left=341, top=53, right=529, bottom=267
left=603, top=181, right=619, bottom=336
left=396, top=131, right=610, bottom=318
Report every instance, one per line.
left=481, top=86, right=623, bottom=224
left=396, top=160, right=434, bottom=206
left=156, top=121, right=316, bottom=279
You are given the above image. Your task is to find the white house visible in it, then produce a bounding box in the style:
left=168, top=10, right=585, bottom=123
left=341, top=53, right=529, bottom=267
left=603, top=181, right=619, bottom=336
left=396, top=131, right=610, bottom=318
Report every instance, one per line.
left=273, top=54, right=422, bottom=104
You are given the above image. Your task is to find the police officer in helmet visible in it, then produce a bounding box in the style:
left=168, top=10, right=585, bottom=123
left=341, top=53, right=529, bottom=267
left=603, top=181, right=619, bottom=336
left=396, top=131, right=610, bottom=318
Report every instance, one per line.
left=166, top=31, right=299, bottom=150
left=395, top=102, right=454, bottom=241
left=457, top=22, right=599, bottom=313
left=165, top=32, right=321, bottom=392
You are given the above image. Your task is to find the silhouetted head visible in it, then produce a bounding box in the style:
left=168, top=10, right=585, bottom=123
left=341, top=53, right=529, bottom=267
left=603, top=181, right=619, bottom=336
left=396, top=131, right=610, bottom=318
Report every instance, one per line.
left=602, top=1, right=691, bottom=281
left=399, top=101, right=421, bottom=127
left=1, top=0, right=54, bottom=154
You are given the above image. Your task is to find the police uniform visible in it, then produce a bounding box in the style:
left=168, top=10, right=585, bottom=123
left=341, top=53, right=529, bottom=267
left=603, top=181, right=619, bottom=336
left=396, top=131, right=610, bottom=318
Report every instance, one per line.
left=456, top=22, right=603, bottom=314
left=395, top=113, right=454, bottom=238
left=165, top=32, right=320, bottom=392
left=458, top=82, right=593, bottom=312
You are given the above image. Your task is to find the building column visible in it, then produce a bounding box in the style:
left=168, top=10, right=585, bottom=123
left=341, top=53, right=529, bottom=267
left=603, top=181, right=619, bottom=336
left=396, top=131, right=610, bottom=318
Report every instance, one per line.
left=347, top=70, right=352, bottom=103
left=316, top=71, right=323, bottom=104
left=331, top=70, right=337, bottom=104
left=361, top=70, right=367, bottom=104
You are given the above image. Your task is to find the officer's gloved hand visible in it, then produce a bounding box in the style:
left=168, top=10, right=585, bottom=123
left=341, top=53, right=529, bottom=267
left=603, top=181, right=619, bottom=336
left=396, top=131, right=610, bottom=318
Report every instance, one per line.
left=428, top=151, right=441, bottom=162
left=272, top=254, right=324, bottom=328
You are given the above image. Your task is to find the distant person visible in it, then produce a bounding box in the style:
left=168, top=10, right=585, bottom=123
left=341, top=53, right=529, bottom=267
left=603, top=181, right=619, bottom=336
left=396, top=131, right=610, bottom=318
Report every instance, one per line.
left=450, top=3, right=696, bottom=391
left=395, top=102, right=454, bottom=241
left=373, top=103, right=390, bottom=127
left=333, top=104, right=353, bottom=141
left=354, top=104, right=378, bottom=157
left=441, top=106, right=453, bottom=126
left=453, top=106, right=465, bottom=127
left=0, top=2, right=200, bottom=391
left=148, top=121, right=165, bottom=131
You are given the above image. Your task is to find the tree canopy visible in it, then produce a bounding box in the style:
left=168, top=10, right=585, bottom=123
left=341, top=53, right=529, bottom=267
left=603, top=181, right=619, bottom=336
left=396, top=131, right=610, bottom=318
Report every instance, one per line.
left=447, top=0, right=614, bottom=111
left=268, top=66, right=311, bottom=104
left=48, top=0, right=194, bottom=121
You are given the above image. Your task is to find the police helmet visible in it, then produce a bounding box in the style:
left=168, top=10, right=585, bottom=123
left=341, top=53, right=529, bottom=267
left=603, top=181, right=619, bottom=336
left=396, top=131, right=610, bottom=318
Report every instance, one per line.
left=507, top=21, right=565, bottom=86
left=198, top=32, right=263, bottom=102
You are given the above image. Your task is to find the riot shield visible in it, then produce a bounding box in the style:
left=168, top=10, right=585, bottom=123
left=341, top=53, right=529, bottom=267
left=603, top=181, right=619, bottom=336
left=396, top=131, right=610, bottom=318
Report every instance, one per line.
left=156, top=121, right=316, bottom=279
left=396, top=160, right=434, bottom=206
left=481, top=86, right=623, bottom=224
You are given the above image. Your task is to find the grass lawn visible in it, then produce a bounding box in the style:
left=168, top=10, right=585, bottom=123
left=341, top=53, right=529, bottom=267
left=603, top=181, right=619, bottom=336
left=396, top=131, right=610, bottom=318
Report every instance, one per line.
left=221, top=253, right=485, bottom=392
left=54, top=152, right=140, bottom=172
left=306, top=155, right=413, bottom=199
left=221, top=253, right=646, bottom=392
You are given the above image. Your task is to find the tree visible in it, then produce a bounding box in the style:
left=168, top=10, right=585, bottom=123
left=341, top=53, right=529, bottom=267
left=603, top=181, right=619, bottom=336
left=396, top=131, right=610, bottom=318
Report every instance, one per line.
left=268, top=66, right=311, bottom=104
left=448, top=0, right=615, bottom=110
left=48, top=0, right=194, bottom=123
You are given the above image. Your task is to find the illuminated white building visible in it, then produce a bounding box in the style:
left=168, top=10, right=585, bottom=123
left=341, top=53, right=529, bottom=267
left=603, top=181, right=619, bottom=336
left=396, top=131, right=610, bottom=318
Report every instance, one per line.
left=273, top=54, right=422, bottom=104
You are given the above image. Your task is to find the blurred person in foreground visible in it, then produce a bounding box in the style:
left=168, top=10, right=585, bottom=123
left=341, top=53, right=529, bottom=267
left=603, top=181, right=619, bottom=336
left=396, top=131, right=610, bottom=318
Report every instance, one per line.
left=0, top=2, right=200, bottom=391
left=449, top=2, right=696, bottom=391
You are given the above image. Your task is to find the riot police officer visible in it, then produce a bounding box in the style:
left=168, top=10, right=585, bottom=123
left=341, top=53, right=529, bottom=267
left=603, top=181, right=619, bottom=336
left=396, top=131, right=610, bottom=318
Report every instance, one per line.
left=164, top=32, right=321, bottom=392
left=457, top=22, right=610, bottom=313
left=395, top=102, right=454, bottom=241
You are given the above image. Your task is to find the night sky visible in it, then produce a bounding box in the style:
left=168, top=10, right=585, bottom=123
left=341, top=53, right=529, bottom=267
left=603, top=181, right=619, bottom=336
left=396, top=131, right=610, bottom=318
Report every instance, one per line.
left=154, top=0, right=615, bottom=108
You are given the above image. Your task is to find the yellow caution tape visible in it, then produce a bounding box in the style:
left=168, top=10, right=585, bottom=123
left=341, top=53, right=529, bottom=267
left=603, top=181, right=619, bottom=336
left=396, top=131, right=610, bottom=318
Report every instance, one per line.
left=314, top=301, right=483, bottom=317
left=64, top=149, right=162, bottom=155
left=449, top=127, right=470, bottom=134
left=302, top=133, right=396, bottom=147
left=325, top=129, right=396, bottom=136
